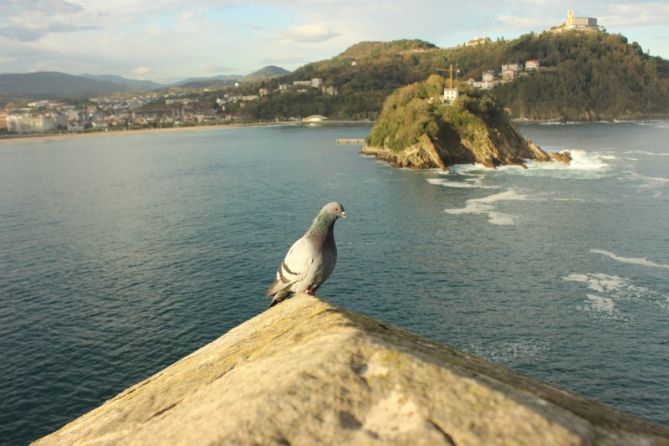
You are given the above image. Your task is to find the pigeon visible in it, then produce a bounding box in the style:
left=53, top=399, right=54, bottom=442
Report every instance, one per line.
left=267, top=202, right=347, bottom=307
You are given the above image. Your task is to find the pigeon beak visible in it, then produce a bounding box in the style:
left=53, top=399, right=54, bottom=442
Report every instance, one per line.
left=340, top=211, right=348, bottom=219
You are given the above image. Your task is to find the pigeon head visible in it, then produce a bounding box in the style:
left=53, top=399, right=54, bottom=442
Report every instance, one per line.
left=322, top=202, right=347, bottom=220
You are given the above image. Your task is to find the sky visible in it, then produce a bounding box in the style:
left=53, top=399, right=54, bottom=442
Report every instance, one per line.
left=1, top=0, right=668, bottom=83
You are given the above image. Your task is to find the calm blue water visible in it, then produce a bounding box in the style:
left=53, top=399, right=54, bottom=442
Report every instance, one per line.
left=1, top=123, right=668, bottom=444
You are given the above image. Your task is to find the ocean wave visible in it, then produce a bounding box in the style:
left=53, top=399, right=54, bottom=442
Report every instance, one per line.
left=522, top=149, right=612, bottom=175
left=564, top=272, right=625, bottom=292
left=538, top=121, right=582, bottom=126
left=631, top=173, right=669, bottom=185
left=590, top=249, right=669, bottom=269
left=426, top=176, right=499, bottom=189
left=449, top=150, right=613, bottom=180
left=623, top=150, right=669, bottom=157
left=465, top=340, right=549, bottom=367
left=564, top=271, right=666, bottom=319
left=578, top=294, right=625, bottom=320
left=645, top=121, right=669, bottom=129
left=564, top=272, right=650, bottom=299
left=444, top=189, right=528, bottom=225
left=449, top=163, right=503, bottom=175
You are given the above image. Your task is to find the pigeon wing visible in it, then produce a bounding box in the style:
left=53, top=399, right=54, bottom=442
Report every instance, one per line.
left=266, top=236, right=313, bottom=297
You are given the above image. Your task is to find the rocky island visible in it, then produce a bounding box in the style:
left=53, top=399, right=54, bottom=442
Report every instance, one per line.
left=363, top=75, right=570, bottom=169
left=34, top=294, right=669, bottom=446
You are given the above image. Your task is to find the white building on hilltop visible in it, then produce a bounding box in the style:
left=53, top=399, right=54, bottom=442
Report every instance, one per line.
left=552, top=10, right=600, bottom=33
left=443, top=88, right=459, bottom=104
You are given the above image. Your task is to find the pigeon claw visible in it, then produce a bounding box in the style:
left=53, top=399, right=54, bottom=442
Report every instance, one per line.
left=305, top=288, right=315, bottom=295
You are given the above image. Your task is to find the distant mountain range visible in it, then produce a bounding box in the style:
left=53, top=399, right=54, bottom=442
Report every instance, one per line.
left=172, top=74, right=242, bottom=89
left=174, top=66, right=291, bottom=88
left=0, top=72, right=135, bottom=99
left=81, top=74, right=164, bottom=91
left=0, top=65, right=291, bottom=99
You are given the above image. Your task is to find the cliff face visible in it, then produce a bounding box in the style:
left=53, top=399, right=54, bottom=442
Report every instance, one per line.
left=363, top=75, right=570, bottom=169
left=34, top=294, right=669, bottom=446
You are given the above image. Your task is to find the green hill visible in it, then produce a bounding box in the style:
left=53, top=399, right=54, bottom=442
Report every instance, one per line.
left=244, top=66, right=290, bottom=82
left=493, top=33, right=669, bottom=120
left=246, top=33, right=669, bottom=121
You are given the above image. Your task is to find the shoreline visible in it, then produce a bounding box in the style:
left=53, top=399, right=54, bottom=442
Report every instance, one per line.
left=512, top=117, right=669, bottom=125
left=1, top=117, right=666, bottom=145
left=0, top=120, right=372, bottom=145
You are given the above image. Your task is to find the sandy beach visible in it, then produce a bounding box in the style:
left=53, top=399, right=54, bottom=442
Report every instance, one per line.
left=0, top=122, right=294, bottom=145
left=0, top=120, right=371, bottom=146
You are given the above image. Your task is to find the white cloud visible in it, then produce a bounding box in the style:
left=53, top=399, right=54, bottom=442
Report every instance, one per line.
left=493, top=15, right=549, bottom=30
left=132, top=66, right=151, bottom=77
left=145, top=24, right=165, bottom=36
left=280, top=24, right=340, bottom=43
left=201, top=64, right=236, bottom=74
left=0, top=0, right=95, bottom=41
left=1, top=0, right=668, bottom=81
left=601, top=2, right=669, bottom=27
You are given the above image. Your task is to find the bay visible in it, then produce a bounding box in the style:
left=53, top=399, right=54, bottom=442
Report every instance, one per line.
left=1, top=122, right=668, bottom=444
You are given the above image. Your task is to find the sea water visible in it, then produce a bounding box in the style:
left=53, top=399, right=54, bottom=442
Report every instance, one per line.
left=1, top=122, right=668, bottom=444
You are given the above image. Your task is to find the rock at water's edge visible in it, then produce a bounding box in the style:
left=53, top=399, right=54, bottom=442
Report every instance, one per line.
left=363, top=76, right=572, bottom=170
left=34, top=294, right=669, bottom=446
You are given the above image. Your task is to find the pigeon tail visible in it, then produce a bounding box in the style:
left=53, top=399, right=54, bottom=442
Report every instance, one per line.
left=268, top=290, right=293, bottom=308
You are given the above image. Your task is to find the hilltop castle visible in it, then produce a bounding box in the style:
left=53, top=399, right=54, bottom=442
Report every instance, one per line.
left=551, top=10, right=600, bottom=33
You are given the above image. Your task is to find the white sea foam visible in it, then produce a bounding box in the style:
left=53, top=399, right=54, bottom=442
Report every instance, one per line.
left=448, top=150, right=613, bottom=178
left=564, top=273, right=625, bottom=292
left=586, top=294, right=617, bottom=313
left=623, top=150, right=669, bottom=157
left=579, top=294, right=622, bottom=319
left=591, top=249, right=669, bottom=270
left=450, top=163, right=496, bottom=175
left=531, top=149, right=611, bottom=171
left=491, top=150, right=614, bottom=180
left=551, top=197, right=588, bottom=202
left=428, top=178, right=490, bottom=188
left=634, top=174, right=669, bottom=185
left=427, top=174, right=499, bottom=189
left=538, top=121, right=581, bottom=126
left=466, top=340, right=548, bottom=367
left=564, top=271, right=667, bottom=317
left=430, top=147, right=642, bottom=189
left=445, top=189, right=528, bottom=225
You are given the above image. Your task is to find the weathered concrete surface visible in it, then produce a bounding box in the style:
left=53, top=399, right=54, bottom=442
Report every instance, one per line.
left=34, top=294, right=669, bottom=446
